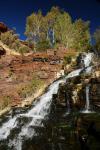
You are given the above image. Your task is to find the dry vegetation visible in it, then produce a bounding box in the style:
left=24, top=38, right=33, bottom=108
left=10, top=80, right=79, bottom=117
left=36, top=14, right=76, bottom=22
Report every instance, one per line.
left=0, top=31, right=31, bottom=54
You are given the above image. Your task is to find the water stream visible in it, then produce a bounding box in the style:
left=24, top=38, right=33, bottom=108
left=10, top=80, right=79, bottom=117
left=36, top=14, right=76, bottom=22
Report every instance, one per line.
left=0, top=68, right=82, bottom=150
left=85, top=85, right=90, bottom=111
left=0, top=53, right=99, bottom=150
left=0, top=67, right=82, bottom=148
left=82, top=85, right=91, bottom=113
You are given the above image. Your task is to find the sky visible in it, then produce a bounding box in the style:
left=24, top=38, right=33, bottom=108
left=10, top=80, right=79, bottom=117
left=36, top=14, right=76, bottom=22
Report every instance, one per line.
left=0, top=0, right=100, bottom=40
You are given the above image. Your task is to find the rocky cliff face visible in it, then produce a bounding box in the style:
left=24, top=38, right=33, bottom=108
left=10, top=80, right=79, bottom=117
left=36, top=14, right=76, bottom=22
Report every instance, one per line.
left=55, top=65, right=100, bottom=111
left=0, top=50, right=66, bottom=112
left=56, top=52, right=100, bottom=110
left=90, top=76, right=100, bottom=109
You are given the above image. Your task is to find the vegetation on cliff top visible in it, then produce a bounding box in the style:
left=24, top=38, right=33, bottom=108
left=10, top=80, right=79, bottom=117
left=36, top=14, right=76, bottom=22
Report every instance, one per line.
left=0, top=30, right=31, bottom=54
left=25, top=7, right=91, bottom=52
left=0, top=7, right=99, bottom=54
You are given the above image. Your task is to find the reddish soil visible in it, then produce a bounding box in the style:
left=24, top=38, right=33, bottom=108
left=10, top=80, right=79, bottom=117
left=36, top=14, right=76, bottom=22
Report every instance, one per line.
left=0, top=51, right=66, bottom=108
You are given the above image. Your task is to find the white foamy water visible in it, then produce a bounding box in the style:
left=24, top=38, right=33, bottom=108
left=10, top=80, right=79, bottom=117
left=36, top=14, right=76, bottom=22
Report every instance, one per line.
left=85, top=66, right=92, bottom=74
left=0, top=67, right=82, bottom=150
left=66, top=68, right=82, bottom=79
left=0, top=116, right=17, bottom=139
left=84, top=85, right=90, bottom=112
left=81, top=85, right=95, bottom=114
left=83, top=53, right=93, bottom=68
left=8, top=79, right=65, bottom=150
left=63, top=99, right=71, bottom=117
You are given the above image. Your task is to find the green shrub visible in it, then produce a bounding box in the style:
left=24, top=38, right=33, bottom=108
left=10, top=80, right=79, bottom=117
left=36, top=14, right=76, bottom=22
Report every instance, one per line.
left=18, top=75, right=44, bottom=98
left=36, top=40, right=50, bottom=51
left=64, top=55, right=72, bottom=65
left=0, top=31, right=18, bottom=46
left=0, top=96, right=11, bottom=110
left=18, top=45, right=31, bottom=55
left=18, top=85, right=32, bottom=98
left=10, top=39, right=21, bottom=50
left=0, top=31, right=31, bottom=54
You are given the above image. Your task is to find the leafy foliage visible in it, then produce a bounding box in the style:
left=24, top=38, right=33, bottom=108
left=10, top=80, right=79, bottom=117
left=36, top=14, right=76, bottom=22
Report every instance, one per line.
left=25, top=10, right=46, bottom=50
left=54, top=12, right=72, bottom=47
left=64, top=56, right=72, bottom=64
left=45, top=6, right=61, bottom=29
left=36, top=40, right=50, bottom=51
left=18, top=45, right=30, bottom=55
left=0, top=31, right=18, bottom=46
left=0, top=30, right=31, bottom=53
left=0, top=96, right=11, bottom=110
left=18, top=74, right=44, bottom=98
left=25, top=7, right=91, bottom=52
left=72, top=19, right=91, bottom=51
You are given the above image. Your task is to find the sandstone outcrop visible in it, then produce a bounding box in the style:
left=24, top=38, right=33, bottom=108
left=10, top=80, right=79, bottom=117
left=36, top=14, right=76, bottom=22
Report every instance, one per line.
left=55, top=68, right=100, bottom=111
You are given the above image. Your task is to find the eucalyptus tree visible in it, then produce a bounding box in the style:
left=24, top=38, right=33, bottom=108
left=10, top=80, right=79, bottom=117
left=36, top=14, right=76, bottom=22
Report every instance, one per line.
left=72, top=19, right=91, bottom=51
left=54, top=11, right=73, bottom=48
left=25, top=7, right=91, bottom=52
left=45, top=6, right=61, bottom=47
left=25, top=10, right=46, bottom=51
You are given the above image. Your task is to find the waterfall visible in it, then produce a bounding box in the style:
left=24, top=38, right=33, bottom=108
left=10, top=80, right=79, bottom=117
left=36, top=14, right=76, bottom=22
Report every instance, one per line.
left=0, top=53, right=94, bottom=150
left=83, top=53, right=93, bottom=68
left=63, top=99, right=70, bottom=117
left=81, top=53, right=95, bottom=113
left=67, top=99, right=71, bottom=113
left=82, top=85, right=91, bottom=113
left=0, top=79, right=65, bottom=149
left=81, top=53, right=93, bottom=68
left=0, top=68, right=83, bottom=150
left=81, top=53, right=93, bottom=74
left=85, top=86, right=90, bottom=111
left=81, top=85, right=94, bottom=113
left=66, top=68, right=82, bottom=79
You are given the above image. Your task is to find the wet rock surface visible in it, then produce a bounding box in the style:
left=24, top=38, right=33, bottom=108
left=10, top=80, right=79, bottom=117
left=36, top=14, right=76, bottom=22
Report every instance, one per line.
left=0, top=52, right=100, bottom=150
left=56, top=71, right=100, bottom=111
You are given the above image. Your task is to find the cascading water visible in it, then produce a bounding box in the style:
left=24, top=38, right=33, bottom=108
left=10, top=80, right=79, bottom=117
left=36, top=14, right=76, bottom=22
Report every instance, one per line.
left=66, top=68, right=82, bottom=79
left=82, top=85, right=95, bottom=114
left=82, top=85, right=91, bottom=113
left=83, top=53, right=93, bottom=68
left=0, top=68, right=82, bottom=150
left=63, top=99, right=71, bottom=117
left=0, top=53, right=94, bottom=150
left=85, top=85, right=90, bottom=111
left=81, top=53, right=95, bottom=113
left=82, top=53, right=93, bottom=73
left=67, top=99, right=71, bottom=113
left=0, top=79, right=64, bottom=149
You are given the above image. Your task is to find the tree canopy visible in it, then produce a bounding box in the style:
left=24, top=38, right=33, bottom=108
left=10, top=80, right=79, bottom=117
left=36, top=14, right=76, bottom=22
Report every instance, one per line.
left=25, top=7, right=91, bottom=52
